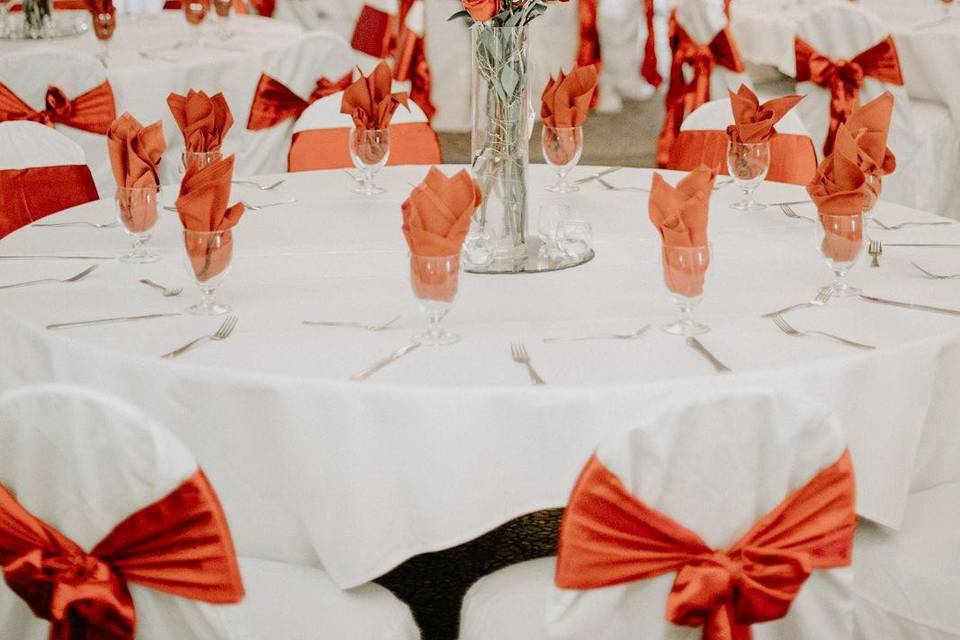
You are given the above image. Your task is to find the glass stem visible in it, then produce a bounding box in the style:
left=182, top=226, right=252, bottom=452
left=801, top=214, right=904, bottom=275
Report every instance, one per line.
left=678, top=302, right=695, bottom=329
left=427, top=311, right=444, bottom=339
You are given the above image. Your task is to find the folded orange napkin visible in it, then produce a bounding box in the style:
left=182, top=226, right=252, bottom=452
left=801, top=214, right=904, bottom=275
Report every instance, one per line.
left=726, top=84, right=804, bottom=143
left=175, top=154, right=244, bottom=281
left=108, top=112, right=164, bottom=233
left=540, top=64, right=599, bottom=129
left=402, top=167, right=482, bottom=302
left=167, top=90, right=234, bottom=153
left=806, top=124, right=868, bottom=216
left=648, top=165, right=715, bottom=297
left=340, top=61, right=409, bottom=131
left=845, top=91, right=896, bottom=176
left=84, top=0, right=113, bottom=13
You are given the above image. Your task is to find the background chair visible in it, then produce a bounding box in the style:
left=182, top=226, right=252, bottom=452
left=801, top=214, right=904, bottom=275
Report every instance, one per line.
left=0, top=121, right=98, bottom=238
left=0, top=384, right=421, bottom=640
left=459, top=388, right=853, bottom=640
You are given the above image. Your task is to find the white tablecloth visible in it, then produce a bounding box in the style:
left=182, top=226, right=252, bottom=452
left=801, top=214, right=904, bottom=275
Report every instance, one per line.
left=0, top=12, right=305, bottom=187
left=2, top=165, right=959, bottom=588
left=730, top=0, right=960, bottom=125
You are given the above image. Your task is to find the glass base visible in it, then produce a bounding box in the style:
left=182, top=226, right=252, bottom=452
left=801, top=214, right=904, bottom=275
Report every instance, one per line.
left=545, top=182, right=579, bottom=194
left=186, top=301, right=230, bottom=315
left=119, top=251, right=160, bottom=264
left=412, top=329, right=459, bottom=346
left=662, top=319, right=710, bottom=336
left=730, top=200, right=767, bottom=212
left=353, top=184, right=385, bottom=196
left=826, top=283, right=861, bottom=298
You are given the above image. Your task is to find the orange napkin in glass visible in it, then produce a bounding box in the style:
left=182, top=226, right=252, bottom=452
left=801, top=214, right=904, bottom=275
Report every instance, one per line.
left=84, top=0, right=113, bottom=13
left=175, top=154, right=244, bottom=281
left=648, top=165, right=715, bottom=297
left=806, top=124, right=868, bottom=216
left=402, top=167, right=482, bottom=302
left=726, top=84, right=804, bottom=143
left=845, top=91, right=896, bottom=176
left=167, top=90, right=234, bottom=153
left=108, top=112, right=164, bottom=233
left=540, top=64, right=599, bottom=128
left=339, top=61, right=409, bottom=131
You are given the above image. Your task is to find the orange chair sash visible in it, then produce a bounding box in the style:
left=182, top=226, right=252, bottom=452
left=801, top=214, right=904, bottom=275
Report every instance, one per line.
left=0, top=81, right=116, bottom=135
left=0, top=469, right=244, bottom=639
left=246, top=72, right=354, bottom=130
left=655, top=14, right=744, bottom=167
left=288, top=122, right=441, bottom=172
left=577, top=0, right=602, bottom=71
left=641, top=0, right=661, bottom=88
left=555, top=450, right=856, bottom=640
left=668, top=130, right=818, bottom=186
left=350, top=2, right=435, bottom=120
left=795, top=35, right=903, bottom=157
left=0, top=165, right=99, bottom=239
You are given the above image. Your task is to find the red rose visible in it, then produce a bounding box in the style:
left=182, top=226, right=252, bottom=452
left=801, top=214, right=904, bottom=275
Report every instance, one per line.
left=463, top=0, right=498, bottom=22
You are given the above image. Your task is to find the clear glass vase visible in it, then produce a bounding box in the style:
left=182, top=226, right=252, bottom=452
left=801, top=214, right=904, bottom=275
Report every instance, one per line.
left=22, top=0, right=52, bottom=38
left=470, top=24, right=530, bottom=272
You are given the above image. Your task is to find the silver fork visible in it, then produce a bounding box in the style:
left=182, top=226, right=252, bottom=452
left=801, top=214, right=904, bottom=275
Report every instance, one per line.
left=868, top=239, right=882, bottom=268
left=543, top=324, right=650, bottom=343
left=762, top=288, right=832, bottom=318
left=0, top=265, right=97, bottom=290
left=872, top=218, right=952, bottom=231
left=139, top=279, right=183, bottom=297
left=161, top=315, right=238, bottom=359
left=911, top=262, right=960, bottom=280
left=303, top=315, right=401, bottom=331
left=510, top=343, right=545, bottom=385
left=597, top=177, right=650, bottom=193
left=32, top=220, right=120, bottom=229
left=780, top=204, right=814, bottom=222
left=242, top=199, right=297, bottom=211
left=232, top=179, right=285, bottom=191
left=771, top=314, right=874, bottom=350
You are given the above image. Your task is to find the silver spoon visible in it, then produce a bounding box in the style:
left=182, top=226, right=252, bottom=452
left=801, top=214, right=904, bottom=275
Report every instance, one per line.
left=139, top=279, right=183, bottom=297
left=32, top=220, right=120, bottom=229
left=911, top=262, right=960, bottom=280
left=241, top=199, right=297, bottom=211
left=0, top=265, right=98, bottom=290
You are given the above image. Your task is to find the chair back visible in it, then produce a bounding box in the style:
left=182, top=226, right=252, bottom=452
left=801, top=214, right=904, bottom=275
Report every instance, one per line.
left=547, top=388, right=854, bottom=640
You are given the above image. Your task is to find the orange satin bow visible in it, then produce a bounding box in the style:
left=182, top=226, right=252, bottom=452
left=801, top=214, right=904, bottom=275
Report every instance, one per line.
left=0, top=81, right=117, bottom=135
left=0, top=470, right=245, bottom=639
left=555, top=450, right=856, bottom=640
left=246, top=72, right=354, bottom=130
left=350, top=1, right=435, bottom=120
left=656, top=13, right=745, bottom=167
left=795, top=35, right=903, bottom=157
left=0, top=165, right=99, bottom=239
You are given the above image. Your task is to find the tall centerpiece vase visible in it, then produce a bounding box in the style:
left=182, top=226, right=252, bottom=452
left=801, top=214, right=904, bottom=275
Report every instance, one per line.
left=469, top=22, right=531, bottom=272
left=22, top=0, right=53, bottom=38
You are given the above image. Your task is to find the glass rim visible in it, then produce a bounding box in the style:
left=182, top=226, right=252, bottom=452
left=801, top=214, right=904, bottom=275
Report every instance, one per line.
left=661, top=242, right=710, bottom=251
left=115, top=186, right=160, bottom=195
left=542, top=125, right=583, bottom=132
left=182, top=150, right=222, bottom=157
left=182, top=227, right=232, bottom=237
left=352, top=126, right=390, bottom=134
left=726, top=139, right=770, bottom=148
left=409, top=251, right=461, bottom=261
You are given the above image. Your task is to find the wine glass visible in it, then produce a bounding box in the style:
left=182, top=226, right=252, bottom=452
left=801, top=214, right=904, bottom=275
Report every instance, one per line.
left=115, top=186, right=161, bottom=264
left=212, top=0, right=231, bottom=39
left=558, top=219, right=593, bottom=261
left=410, top=252, right=460, bottom=346
left=92, top=10, right=116, bottom=64
left=541, top=126, right=583, bottom=193
left=660, top=243, right=711, bottom=336
left=940, top=0, right=954, bottom=19
left=536, top=202, right=569, bottom=263
left=182, top=228, right=233, bottom=315
left=182, top=149, right=222, bottom=175
left=816, top=213, right=863, bottom=298
left=182, top=0, right=207, bottom=42
left=727, top=140, right=770, bottom=211
left=349, top=127, right=390, bottom=196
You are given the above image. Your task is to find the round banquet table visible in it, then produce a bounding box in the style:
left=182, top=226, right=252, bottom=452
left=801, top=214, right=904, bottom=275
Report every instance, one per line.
left=2, top=165, right=960, bottom=589
left=0, top=11, right=305, bottom=185
left=730, top=0, right=960, bottom=125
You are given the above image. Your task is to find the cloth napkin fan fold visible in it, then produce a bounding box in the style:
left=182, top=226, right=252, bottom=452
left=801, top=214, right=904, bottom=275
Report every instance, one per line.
left=540, top=64, right=599, bottom=128
left=107, top=112, right=165, bottom=190
left=167, top=90, right=234, bottom=152
left=340, top=61, right=409, bottom=131
left=845, top=91, right=896, bottom=176
left=806, top=124, right=867, bottom=216
left=726, top=84, right=803, bottom=143
left=175, top=154, right=243, bottom=232
left=402, top=166, right=481, bottom=257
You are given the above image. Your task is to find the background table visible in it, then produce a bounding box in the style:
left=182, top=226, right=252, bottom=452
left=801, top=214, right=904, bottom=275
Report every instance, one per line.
left=1, top=165, right=959, bottom=589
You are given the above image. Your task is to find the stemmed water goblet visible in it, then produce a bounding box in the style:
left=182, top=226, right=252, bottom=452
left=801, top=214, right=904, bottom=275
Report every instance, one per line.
left=660, top=244, right=711, bottom=336
left=410, top=252, right=460, bottom=346
left=727, top=140, right=770, bottom=211
left=541, top=125, right=583, bottom=193
left=182, top=227, right=233, bottom=315
left=816, top=212, right=864, bottom=298
left=349, top=127, right=390, bottom=196
left=115, top=186, right=161, bottom=264
left=182, top=0, right=207, bottom=43
left=213, top=0, right=231, bottom=39
left=92, top=9, right=116, bottom=64
left=182, top=150, right=222, bottom=175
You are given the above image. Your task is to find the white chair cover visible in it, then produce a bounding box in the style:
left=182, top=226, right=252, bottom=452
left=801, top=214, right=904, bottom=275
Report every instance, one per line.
left=292, top=84, right=432, bottom=136
left=680, top=97, right=811, bottom=136
left=786, top=2, right=959, bottom=216
left=853, top=482, right=960, bottom=640
left=112, top=0, right=164, bottom=13
left=0, top=48, right=112, bottom=196
left=237, top=30, right=354, bottom=178
left=0, top=384, right=421, bottom=640
left=675, top=0, right=751, bottom=100
left=0, top=121, right=87, bottom=171
left=460, top=388, right=852, bottom=640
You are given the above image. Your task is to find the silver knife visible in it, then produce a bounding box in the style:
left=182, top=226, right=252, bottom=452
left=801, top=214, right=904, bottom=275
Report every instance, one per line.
left=686, top=337, right=732, bottom=373
left=0, top=255, right=115, bottom=260
left=47, top=313, right=182, bottom=330
left=766, top=200, right=812, bottom=206
left=859, top=295, right=960, bottom=317
left=574, top=167, right=622, bottom=185
left=883, top=243, right=960, bottom=248
left=350, top=343, right=421, bottom=381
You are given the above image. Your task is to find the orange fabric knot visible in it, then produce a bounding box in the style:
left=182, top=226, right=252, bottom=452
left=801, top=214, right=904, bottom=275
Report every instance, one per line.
left=43, top=86, right=74, bottom=125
